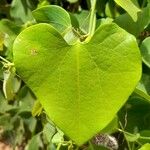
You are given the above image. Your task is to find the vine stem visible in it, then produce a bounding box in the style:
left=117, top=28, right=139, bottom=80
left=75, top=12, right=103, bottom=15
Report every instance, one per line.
left=0, top=56, right=10, bottom=64
left=0, top=56, right=14, bottom=68
left=88, top=0, right=97, bottom=37
left=56, top=143, right=62, bottom=150
left=119, top=122, right=132, bottom=150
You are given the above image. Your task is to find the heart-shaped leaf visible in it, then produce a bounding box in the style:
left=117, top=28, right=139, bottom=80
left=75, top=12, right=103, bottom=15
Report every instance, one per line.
left=13, top=23, right=141, bottom=145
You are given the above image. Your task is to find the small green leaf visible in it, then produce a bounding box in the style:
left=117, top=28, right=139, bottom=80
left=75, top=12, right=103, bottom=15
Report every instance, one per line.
left=0, top=91, right=13, bottom=113
left=118, top=97, right=150, bottom=133
left=24, top=117, right=37, bottom=133
left=43, top=123, right=56, bottom=142
left=74, top=10, right=90, bottom=34
left=32, top=5, right=72, bottom=33
left=140, top=37, right=150, bottom=68
left=33, top=6, right=79, bottom=44
left=0, top=19, right=22, bottom=60
left=69, top=13, right=79, bottom=29
left=18, top=89, right=35, bottom=113
left=10, top=0, right=35, bottom=24
left=135, top=86, right=150, bottom=102
left=125, top=132, right=140, bottom=142
left=114, top=5, right=150, bottom=36
left=63, top=28, right=80, bottom=45
left=3, top=69, right=15, bottom=101
left=13, top=23, right=141, bottom=145
left=134, top=73, right=150, bottom=102
left=0, top=114, right=13, bottom=130
left=0, top=19, right=21, bottom=36
left=114, top=0, right=141, bottom=21
left=105, top=1, right=118, bottom=18
left=52, top=130, right=64, bottom=144
left=2, top=65, right=21, bottom=101
left=25, top=133, right=43, bottom=150
left=14, top=119, right=25, bottom=146
left=12, top=75, right=21, bottom=93
left=47, top=143, right=56, bottom=150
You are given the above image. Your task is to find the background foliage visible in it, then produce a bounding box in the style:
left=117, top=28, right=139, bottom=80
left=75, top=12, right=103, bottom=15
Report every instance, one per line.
left=0, top=0, right=150, bottom=150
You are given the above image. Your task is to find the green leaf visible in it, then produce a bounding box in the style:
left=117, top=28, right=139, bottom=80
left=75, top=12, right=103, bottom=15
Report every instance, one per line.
left=24, top=117, right=37, bottom=133
left=74, top=10, right=90, bottom=34
left=10, top=0, right=35, bottom=24
left=63, top=28, right=80, bottom=45
left=47, top=143, right=56, bottom=150
left=13, top=23, right=141, bottom=145
left=0, top=19, right=22, bottom=60
left=17, top=88, right=35, bottom=113
left=0, top=114, right=14, bottom=130
left=134, top=72, right=150, bottom=102
left=0, top=19, right=21, bottom=37
left=13, top=118, right=25, bottom=146
left=33, top=6, right=79, bottom=45
left=13, top=75, right=21, bottom=93
left=25, top=133, right=43, bottom=150
left=125, top=132, right=140, bottom=142
left=43, top=123, right=56, bottom=143
left=141, top=73, right=150, bottom=95
left=140, top=37, right=150, bottom=68
left=114, top=5, right=150, bottom=36
left=114, top=0, right=141, bottom=21
left=69, top=13, right=79, bottom=29
left=3, top=69, right=15, bottom=101
left=0, top=91, right=14, bottom=114
left=135, top=86, right=150, bottom=102
left=52, top=129, right=64, bottom=144
left=118, top=97, right=150, bottom=133
left=105, top=1, right=118, bottom=18
left=139, top=143, right=150, bottom=150
left=2, top=66, right=21, bottom=101
left=32, top=5, right=72, bottom=33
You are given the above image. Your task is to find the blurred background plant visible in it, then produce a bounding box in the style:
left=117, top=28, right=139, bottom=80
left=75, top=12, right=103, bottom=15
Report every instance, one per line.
left=0, top=0, right=150, bottom=150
